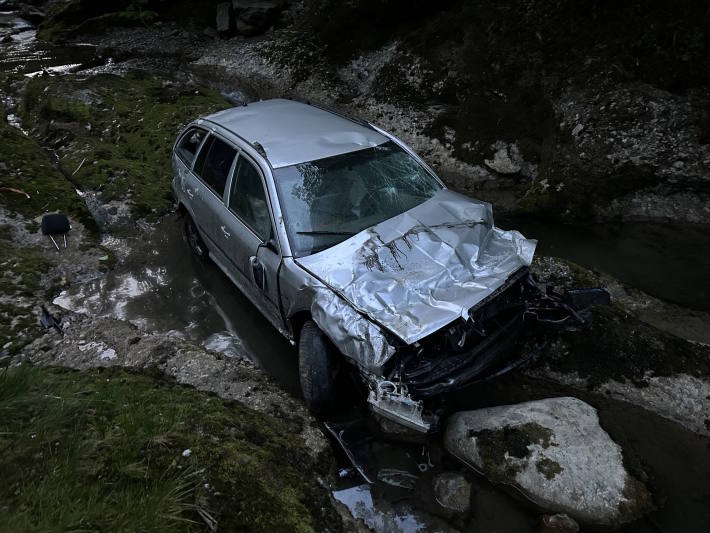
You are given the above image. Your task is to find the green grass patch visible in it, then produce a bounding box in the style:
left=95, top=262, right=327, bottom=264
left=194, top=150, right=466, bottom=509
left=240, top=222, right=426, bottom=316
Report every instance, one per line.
left=21, top=72, right=229, bottom=221
left=0, top=238, right=54, bottom=355
left=0, top=365, right=336, bottom=532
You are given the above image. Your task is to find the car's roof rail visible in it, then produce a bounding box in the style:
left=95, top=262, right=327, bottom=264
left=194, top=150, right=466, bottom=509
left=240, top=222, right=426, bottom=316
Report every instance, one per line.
left=201, top=117, right=272, bottom=164
left=285, top=96, right=375, bottom=131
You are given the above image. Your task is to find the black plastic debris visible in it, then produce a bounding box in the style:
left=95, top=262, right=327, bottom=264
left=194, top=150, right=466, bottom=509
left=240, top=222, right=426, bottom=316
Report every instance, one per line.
left=563, top=288, right=611, bottom=310
left=41, top=213, right=71, bottom=251
left=39, top=305, right=63, bottom=335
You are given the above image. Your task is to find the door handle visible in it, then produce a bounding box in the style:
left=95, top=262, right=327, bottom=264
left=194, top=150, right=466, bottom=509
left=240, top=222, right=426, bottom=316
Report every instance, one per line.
left=185, top=188, right=194, bottom=199
left=220, top=225, right=230, bottom=238
left=250, top=255, right=265, bottom=290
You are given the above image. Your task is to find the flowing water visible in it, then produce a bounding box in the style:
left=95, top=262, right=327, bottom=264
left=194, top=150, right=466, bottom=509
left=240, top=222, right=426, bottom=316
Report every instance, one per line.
left=4, top=10, right=710, bottom=531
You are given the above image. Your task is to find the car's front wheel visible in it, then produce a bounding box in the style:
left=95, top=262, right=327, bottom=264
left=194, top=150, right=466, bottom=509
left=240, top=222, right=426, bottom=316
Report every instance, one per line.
left=183, top=215, right=208, bottom=261
left=299, top=320, right=339, bottom=415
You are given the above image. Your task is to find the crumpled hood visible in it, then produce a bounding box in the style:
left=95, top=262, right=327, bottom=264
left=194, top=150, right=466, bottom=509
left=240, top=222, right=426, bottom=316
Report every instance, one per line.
left=297, top=189, right=536, bottom=346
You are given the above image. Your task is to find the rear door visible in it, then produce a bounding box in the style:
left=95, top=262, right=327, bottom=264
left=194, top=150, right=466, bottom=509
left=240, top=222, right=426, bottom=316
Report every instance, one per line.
left=173, top=127, right=207, bottom=212
left=189, top=134, right=237, bottom=254
left=215, top=153, right=283, bottom=329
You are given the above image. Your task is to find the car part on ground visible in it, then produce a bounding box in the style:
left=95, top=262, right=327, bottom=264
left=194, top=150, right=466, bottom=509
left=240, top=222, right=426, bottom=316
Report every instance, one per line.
left=41, top=213, right=70, bottom=251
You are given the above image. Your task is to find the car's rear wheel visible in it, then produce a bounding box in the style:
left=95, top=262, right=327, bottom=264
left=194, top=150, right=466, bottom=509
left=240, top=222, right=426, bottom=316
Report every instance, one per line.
left=299, top=320, right=339, bottom=415
left=183, top=215, right=208, bottom=261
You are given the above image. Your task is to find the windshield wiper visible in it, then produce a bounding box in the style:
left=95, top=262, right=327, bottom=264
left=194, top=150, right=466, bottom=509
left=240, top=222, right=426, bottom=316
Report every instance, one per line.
left=297, top=230, right=356, bottom=236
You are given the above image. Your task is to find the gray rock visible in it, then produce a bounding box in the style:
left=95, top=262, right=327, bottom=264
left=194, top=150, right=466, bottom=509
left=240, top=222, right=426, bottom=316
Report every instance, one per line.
left=215, top=2, right=233, bottom=33
left=540, top=513, right=580, bottom=533
left=484, top=142, right=522, bottom=175
left=443, top=397, right=652, bottom=527
left=433, top=472, right=471, bottom=513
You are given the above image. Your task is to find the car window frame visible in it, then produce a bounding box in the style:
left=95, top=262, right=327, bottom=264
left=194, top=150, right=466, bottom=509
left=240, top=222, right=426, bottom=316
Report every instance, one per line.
left=225, top=151, right=277, bottom=246
left=191, top=132, right=238, bottom=202
left=175, top=126, right=209, bottom=169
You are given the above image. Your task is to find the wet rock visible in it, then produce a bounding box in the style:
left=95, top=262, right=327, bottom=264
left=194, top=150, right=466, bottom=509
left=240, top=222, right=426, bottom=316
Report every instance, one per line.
left=433, top=472, right=471, bottom=513
left=484, top=142, right=522, bottom=175
left=444, top=397, right=652, bottom=527
left=232, top=0, right=285, bottom=35
left=540, top=513, right=580, bottom=533
left=215, top=2, right=233, bottom=34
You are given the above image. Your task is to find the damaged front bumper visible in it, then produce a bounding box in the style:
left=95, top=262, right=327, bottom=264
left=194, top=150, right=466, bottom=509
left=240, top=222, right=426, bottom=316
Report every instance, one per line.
left=363, top=270, right=606, bottom=432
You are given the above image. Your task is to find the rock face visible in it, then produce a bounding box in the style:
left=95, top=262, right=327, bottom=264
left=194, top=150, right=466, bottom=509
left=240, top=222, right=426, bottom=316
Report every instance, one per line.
left=433, top=472, right=471, bottom=513
left=232, top=0, right=285, bottom=35
left=443, top=397, right=652, bottom=527
left=215, top=2, right=233, bottom=33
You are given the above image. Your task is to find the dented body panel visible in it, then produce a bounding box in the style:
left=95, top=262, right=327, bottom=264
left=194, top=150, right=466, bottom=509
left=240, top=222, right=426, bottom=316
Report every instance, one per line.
left=297, top=189, right=536, bottom=360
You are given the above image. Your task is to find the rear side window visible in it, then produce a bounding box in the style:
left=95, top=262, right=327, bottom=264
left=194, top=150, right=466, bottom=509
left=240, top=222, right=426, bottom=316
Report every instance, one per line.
left=176, top=127, right=206, bottom=166
left=229, top=156, right=271, bottom=240
left=194, top=136, right=237, bottom=197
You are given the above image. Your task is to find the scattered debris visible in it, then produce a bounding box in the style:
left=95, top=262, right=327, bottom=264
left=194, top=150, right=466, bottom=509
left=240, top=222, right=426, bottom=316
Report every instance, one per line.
left=376, top=468, right=418, bottom=490
left=0, top=186, right=30, bottom=199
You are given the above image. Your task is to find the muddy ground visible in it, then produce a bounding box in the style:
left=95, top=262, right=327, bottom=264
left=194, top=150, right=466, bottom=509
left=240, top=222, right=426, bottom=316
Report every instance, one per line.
left=1, top=1, right=710, bottom=531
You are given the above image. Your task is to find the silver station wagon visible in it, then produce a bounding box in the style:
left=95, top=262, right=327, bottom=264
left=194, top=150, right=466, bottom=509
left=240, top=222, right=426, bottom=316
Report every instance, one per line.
left=171, top=99, right=590, bottom=432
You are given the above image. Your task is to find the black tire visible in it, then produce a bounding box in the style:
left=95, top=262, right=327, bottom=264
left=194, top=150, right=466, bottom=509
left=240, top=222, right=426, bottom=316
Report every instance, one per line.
left=183, top=215, right=208, bottom=261
left=299, top=320, right=339, bottom=415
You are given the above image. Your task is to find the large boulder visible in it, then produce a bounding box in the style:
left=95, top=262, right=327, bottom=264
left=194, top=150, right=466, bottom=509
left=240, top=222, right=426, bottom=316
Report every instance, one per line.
left=443, top=397, right=652, bottom=527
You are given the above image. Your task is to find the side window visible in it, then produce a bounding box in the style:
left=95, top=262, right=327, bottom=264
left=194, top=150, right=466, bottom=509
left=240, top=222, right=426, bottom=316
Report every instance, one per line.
left=229, top=156, right=272, bottom=240
left=193, top=135, right=236, bottom=197
left=176, top=127, right=206, bottom=167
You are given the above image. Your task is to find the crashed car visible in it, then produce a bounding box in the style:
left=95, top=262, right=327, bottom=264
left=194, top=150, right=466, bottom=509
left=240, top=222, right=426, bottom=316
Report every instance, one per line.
left=172, top=98, right=592, bottom=432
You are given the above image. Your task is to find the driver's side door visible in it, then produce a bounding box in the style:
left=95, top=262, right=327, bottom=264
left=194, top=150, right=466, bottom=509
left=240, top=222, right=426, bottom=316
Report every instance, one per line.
left=214, top=153, right=283, bottom=332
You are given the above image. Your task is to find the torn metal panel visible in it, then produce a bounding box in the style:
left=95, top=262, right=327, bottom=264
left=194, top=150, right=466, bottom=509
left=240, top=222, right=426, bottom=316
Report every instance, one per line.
left=297, top=189, right=537, bottom=350
left=311, top=287, right=396, bottom=372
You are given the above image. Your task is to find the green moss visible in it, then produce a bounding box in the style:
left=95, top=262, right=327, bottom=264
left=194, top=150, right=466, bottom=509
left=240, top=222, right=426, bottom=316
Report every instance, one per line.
left=0, top=364, right=339, bottom=531
left=618, top=476, right=654, bottom=523
left=535, top=457, right=563, bottom=480
left=21, top=73, right=229, bottom=222
left=469, top=422, right=554, bottom=482
left=0, top=107, right=94, bottom=230
left=0, top=240, right=54, bottom=355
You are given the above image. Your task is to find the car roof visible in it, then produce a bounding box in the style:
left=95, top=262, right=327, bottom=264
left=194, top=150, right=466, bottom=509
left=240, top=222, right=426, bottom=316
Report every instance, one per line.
left=202, top=99, right=388, bottom=168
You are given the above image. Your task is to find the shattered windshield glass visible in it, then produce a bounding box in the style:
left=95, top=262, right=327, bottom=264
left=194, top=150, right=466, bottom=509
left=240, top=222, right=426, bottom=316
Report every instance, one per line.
left=273, top=141, right=443, bottom=257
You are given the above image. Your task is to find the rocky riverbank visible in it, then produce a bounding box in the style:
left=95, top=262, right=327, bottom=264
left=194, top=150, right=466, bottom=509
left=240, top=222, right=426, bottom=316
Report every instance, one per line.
left=2, top=2, right=710, bottom=530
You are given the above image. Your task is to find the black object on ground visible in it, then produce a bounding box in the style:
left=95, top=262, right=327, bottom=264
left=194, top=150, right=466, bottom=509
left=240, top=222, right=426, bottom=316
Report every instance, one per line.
left=39, top=305, right=63, bottom=335
left=41, top=213, right=70, bottom=250
left=563, top=288, right=612, bottom=310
